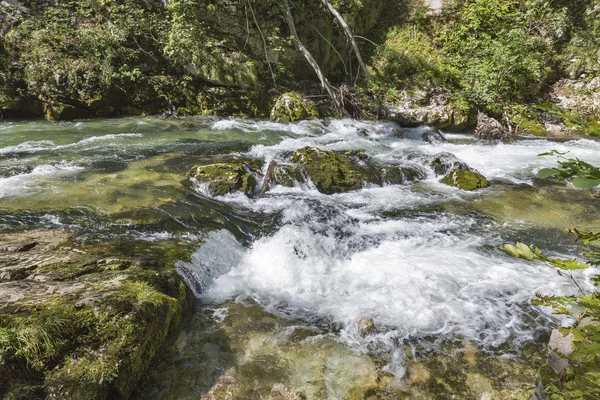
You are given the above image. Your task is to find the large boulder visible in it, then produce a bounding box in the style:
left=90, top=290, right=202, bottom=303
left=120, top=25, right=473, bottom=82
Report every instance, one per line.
left=270, top=92, right=318, bottom=123
left=188, top=163, right=256, bottom=196
left=380, top=89, right=473, bottom=131
left=289, top=147, right=379, bottom=194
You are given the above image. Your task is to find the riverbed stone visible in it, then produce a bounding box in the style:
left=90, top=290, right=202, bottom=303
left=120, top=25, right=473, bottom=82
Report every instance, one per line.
left=289, top=147, right=379, bottom=194
left=270, top=92, right=318, bottom=123
left=188, top=163, right=257, bottom=196
left=357, top=316, right=376, bottom=336
left=43, top=102, right=90, bottom=121
left=441, top=169, right=489, bottom=190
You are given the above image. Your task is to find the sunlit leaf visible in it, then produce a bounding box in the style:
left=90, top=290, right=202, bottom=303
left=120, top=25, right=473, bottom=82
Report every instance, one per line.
left=572, top=177, right=600, bottom=188
left=538, top=168, right=559, bottom=178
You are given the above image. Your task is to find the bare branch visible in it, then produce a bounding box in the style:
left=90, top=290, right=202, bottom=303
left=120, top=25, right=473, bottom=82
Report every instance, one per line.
left=320, top=0, right=369, bottom=81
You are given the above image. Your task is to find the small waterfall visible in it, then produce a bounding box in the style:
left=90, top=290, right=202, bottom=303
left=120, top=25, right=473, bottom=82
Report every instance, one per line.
left=176, top=229, right=245, bottom=297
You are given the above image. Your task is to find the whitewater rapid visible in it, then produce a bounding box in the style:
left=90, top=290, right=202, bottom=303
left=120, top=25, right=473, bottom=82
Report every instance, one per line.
left=177, top=118, right=600, bottom=369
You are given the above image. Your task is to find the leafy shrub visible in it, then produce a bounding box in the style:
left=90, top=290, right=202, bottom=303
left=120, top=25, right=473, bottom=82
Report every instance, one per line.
left=371, top=25, right=457, bottom=94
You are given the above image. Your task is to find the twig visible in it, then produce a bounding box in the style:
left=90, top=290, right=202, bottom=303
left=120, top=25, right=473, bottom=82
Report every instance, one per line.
left=572, top=308, right=589, bottom=328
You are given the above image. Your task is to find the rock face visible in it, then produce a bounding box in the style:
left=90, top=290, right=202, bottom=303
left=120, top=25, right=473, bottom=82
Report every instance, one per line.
left=441, top=169, right=489, bottom=190
left=188, top=163, right=257, bottom=196
left=381, top=89, right=471, bottom=131
left=474, top=112, right=509, bottom=140
left=289, top=147, right=379, bottom=194
left=44, top=102, right=90, bottom=121
left=270, top=92, right=319, bottom=123
left=0, top=229, right=193, bottom=400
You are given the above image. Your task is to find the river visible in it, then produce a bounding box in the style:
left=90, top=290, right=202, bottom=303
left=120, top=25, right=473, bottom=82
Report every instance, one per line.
left=1, top=117, right=599, bottom=399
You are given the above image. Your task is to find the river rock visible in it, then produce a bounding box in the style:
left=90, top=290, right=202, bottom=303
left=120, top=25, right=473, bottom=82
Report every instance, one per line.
left=430, top=152, right=470, bottom=176
left=380, top=89, right=472, bottom=131
left=381, top=166, right=425, bottom=184
left=289, top=147, right=379, bottom=194
left=357, top=316, right=376, bottom=336
left=43, top=102, right=90, bottom=121
left=441, top=169, right=489, bottom=190
left=474, top=112, right=509, bottom=140
left=272, top=165, right=305, bottom=187
left=188, top=163, right=257, bottom=196
left=270, top=92, right=319, bottom=123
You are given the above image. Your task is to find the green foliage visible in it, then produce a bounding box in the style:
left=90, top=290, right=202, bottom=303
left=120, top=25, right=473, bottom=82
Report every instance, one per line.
left=370, top=25, right=457, bottom=96
left=561, top=0, right=600, bottom=78
left=501, top=217, right=600, bottom=398
left=500, top=242, right=588, bottom=270
left=437, top=0, right=556, bottom=114
left=538, top=151, right=600, bottom=188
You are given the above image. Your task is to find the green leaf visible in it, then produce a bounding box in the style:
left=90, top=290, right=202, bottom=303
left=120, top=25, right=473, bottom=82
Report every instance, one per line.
left=537, top=168, right=559, bottom=178
left=500, top=242, right=539, bottom=261
left=572, top=177, right=600, bottom=188
left=538, top=150, right=568, bottom=157
left=542, top=257, right=589, bottom=271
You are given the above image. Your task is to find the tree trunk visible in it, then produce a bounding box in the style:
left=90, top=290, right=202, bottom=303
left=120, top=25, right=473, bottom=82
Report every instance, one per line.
left=320, top=0, right=369, bottom=81
left=282, top=0, right=347, bottom=116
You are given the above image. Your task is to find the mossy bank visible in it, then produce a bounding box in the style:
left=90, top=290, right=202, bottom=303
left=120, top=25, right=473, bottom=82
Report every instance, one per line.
left=0, top=229, right=195, bottom=399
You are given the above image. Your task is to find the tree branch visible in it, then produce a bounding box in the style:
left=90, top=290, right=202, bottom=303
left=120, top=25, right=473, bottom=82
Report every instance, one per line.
left=282, top=0, right=347, bottom=116
left=320, top=0, right=369, bottom=81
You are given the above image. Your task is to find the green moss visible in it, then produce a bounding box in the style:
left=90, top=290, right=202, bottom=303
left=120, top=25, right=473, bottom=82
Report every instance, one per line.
left=270, top=92, right=319, bottom=123
left=290, top=147, right=378, bottom=194
left=509, top=105, right=547, bottom=136
left=188, top=163, right=257, bottom=196
left=440, top=169, right=489, bottom=191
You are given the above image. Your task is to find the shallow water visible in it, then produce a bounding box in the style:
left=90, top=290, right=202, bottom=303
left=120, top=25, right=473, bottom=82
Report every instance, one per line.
left=1, top=117, right=599, bottom=399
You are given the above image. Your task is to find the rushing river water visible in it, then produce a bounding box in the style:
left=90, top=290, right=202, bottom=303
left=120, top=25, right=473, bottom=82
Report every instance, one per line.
left=1, top=117, right=599, bottom=398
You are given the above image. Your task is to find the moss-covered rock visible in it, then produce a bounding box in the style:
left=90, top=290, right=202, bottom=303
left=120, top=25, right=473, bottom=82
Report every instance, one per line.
left=441, top=169, right=489, bottom=191
left=0, top=229, right=194, bottom=400
left=289, top=147, right=378, bottom=194
left=188, top=163, right=257, bottom=196
left=270, top=92, right=318, bottom=123
left=430, top=153, right=470, bottom=176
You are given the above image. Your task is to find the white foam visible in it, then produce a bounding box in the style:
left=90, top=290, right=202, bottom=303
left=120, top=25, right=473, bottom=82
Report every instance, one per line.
left=0, top=162, right=84, bottom=199
left=0, top=133, right=143, bottom=155
left=183, top=208, right=584, bottom=356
